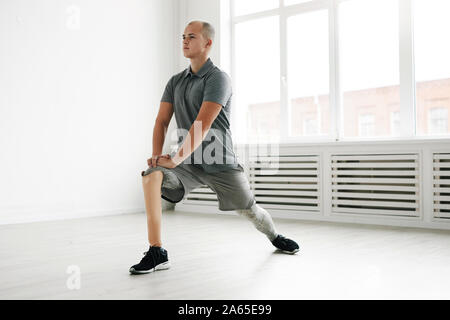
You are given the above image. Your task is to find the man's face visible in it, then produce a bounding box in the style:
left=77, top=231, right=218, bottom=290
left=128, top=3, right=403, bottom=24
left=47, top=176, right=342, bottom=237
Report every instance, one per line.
left=182, top=22, right=211, bottom=59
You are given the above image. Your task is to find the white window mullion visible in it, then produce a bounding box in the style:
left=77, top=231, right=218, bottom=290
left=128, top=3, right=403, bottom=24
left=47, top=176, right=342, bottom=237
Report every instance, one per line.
left=399, top=0, right=415, bottom=137
left=229, top=0, right=240, bottom=141
left=280, top=8, right=290, bottom=140
left=329, top=0, right=340, bottom=141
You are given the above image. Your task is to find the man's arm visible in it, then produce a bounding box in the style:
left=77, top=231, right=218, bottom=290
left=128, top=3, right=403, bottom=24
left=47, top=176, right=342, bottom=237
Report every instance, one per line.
left=157, top=101, right=222, bottom=168
left=149, top=102, right=174, bottom=167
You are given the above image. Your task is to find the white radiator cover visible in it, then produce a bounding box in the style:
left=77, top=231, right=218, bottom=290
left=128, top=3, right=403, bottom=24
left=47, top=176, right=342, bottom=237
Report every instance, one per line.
left=330, top=153, right=420, bottom=217
left=176, top=139, right=450, bottom=231
left=433, top=153, right=450, bottom=220
left=249, top=154, right=320, bottom=212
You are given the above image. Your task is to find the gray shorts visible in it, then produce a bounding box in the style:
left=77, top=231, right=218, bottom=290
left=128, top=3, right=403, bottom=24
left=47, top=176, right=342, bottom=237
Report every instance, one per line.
left=140, top=163, right=256, bottom=211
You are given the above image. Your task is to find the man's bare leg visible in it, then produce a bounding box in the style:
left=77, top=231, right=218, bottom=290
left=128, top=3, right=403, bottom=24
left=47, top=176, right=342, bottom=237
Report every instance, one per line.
left=129, top=170, right=170, bottom=274
left=142, top=170, right=164, bottom=247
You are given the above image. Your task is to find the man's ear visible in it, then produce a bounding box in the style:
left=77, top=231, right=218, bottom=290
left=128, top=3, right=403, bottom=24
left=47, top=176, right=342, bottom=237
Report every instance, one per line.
left=205, top=39, right=212, bottom=49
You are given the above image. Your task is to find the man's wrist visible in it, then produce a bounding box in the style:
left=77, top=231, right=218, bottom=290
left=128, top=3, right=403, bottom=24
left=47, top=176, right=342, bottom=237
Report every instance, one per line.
left=171, top=153, right=183, bottom=166
left=172, top=157, right=182, bottom=166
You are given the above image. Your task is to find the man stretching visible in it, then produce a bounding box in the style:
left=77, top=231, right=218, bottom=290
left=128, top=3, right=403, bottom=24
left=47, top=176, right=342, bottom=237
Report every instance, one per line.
left=129, top=20, right=299, bottom=275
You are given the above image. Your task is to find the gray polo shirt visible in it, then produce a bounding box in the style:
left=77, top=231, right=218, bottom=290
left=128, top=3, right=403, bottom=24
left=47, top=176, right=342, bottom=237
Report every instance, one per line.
left=161, top=58, right=239, bottom=173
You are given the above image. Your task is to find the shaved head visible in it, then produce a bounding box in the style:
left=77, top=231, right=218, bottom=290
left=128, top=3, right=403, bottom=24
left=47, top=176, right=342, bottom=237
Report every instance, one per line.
left=187, top=20, right=215, bottom=42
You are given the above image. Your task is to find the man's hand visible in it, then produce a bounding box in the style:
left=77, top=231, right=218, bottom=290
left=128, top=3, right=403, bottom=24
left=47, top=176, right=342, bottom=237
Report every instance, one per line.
left=147, top=155, right=160, bottom=168
left=147, top=154, right=172, bottom=168
left=156, top=154, right=178, bottom=169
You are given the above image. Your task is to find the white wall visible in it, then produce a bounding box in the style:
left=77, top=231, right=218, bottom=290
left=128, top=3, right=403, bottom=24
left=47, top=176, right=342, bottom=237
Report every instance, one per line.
left=0, top=0, right=176, bottom=224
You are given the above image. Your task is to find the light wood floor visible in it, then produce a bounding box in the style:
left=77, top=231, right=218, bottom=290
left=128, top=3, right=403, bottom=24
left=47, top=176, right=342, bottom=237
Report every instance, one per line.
left=1, top=210, right=450, bottom=300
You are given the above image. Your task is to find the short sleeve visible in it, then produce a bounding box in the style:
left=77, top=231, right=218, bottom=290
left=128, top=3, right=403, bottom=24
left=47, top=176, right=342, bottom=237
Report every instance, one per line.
left=161, top=76, right=174, bottom=103
left=203, top=72, right=232, bottom=107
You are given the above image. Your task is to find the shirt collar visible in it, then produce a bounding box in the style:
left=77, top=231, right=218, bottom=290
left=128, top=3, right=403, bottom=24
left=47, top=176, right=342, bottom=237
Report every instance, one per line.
left=184, top=58, right=214, bottom=78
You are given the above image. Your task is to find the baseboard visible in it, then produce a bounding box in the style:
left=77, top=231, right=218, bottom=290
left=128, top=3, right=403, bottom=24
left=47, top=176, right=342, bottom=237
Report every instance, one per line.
left=0, top=207, right=144, bottom=225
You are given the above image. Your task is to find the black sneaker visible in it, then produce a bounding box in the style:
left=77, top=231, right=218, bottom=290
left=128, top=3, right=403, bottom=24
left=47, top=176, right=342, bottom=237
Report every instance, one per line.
left=129, top=246, right=171, bottom=274
left=271, top=234, right=300, bottom=254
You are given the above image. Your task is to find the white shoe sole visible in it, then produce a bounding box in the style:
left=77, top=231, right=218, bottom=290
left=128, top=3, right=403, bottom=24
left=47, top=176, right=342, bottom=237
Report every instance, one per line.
left=129, top=261, right=171, bottom=274
left=280, top=248, right=300, bottom=254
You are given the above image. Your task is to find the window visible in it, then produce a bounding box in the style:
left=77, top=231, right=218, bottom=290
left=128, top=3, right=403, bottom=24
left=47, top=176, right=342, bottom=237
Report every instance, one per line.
left=234, top=16, right=280, bottom=143
left=391, top=111, right=401, bottom=136
left=303, top=116, right=318, bottom=135
left=230, top=0, right=450, bottom=144
left=339, top=0, right=400, bottom=138
left=414, top=0, right=450, bottom=136
left=287, top=10, right=329, bottom=137
left=233, top=0, right=278, bottom=16
left=428, top=107, right=448, bottom=135
left=358, top=113, right=375, bottom=137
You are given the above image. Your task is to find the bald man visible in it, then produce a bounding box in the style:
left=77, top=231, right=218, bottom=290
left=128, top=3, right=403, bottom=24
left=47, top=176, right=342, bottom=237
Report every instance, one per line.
left=130, top=21, right=299, bottom=275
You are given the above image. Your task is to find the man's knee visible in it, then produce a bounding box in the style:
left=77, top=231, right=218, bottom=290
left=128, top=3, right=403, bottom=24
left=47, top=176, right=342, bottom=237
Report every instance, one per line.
left=142, top=169, right=164, bottom=185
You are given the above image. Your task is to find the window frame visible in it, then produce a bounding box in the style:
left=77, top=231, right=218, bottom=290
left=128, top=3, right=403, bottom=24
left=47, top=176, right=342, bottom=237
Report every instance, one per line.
left=230, top=0, right=422, bottom=143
